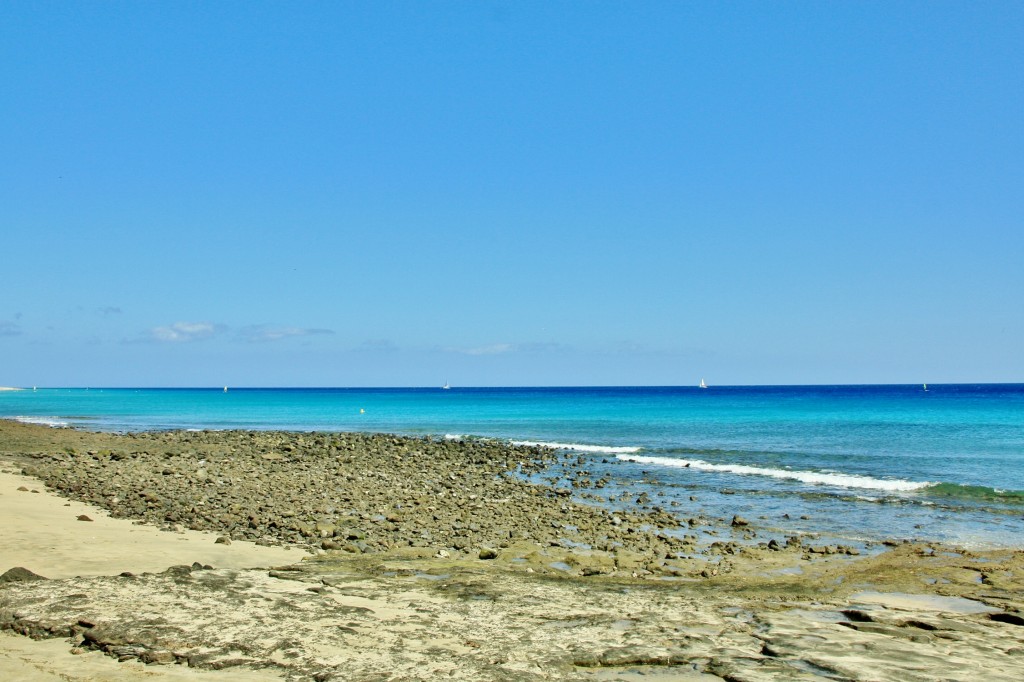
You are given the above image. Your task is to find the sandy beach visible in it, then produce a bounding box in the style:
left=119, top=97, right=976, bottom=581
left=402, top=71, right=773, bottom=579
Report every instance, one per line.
left=2, top=419, right=1023, bottom=681
left=0, top=457, right=295, bottom=681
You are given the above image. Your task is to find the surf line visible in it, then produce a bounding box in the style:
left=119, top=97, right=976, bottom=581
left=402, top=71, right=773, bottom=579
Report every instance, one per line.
left=617, top=454, right=931, bottom=493
left=511, top=440, right=641, bottom=455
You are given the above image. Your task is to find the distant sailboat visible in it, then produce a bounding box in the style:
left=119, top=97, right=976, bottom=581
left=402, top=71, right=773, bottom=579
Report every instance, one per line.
left=699, top=378, right=708, bottom=389
left=923, top=383, right=928, bottom=392
left=223, top=386, right=228, bottom=393
left=442, top=381, right=451, bottom=390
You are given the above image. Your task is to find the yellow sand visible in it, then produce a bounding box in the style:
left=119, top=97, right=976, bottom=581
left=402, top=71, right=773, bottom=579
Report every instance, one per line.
left=0, top=462, right=297, bottom=680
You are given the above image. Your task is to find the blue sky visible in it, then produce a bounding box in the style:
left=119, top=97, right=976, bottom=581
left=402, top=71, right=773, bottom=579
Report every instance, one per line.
left=2, top=1, right=1022, bottom=387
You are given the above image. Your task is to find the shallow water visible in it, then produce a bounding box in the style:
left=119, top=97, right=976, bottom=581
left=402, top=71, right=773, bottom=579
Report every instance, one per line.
left=3, top=384, right=1023, bottom=548
left=850, top=591, right=1001, bottom=614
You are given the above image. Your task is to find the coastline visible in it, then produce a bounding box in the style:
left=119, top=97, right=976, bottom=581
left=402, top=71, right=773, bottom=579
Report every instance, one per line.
left=2, top=419, right=1023, bottom=680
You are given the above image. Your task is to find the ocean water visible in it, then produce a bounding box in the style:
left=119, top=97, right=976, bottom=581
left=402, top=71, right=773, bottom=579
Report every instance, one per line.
left=3, top=385, right=1023, bottom=549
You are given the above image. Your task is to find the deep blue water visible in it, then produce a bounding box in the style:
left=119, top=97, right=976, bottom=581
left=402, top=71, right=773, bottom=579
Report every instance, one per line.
left=3, top=384, right=1023, bottom=548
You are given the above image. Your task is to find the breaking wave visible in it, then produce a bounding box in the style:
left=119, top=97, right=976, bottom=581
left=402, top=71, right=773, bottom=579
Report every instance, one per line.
left=11, top=415, right=70, bottom=428
left=617, top=453, right=930, bottom=492
left=512, top=440, right=641, bottom=455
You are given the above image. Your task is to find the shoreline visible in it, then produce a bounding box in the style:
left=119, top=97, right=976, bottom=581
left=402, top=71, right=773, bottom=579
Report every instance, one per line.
left=4, top=384, right=1022, bottom=552
left=2, top=419, right=1024, bottom=680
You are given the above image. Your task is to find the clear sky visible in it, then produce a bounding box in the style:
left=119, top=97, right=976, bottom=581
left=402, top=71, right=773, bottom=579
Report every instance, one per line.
left=2, top=1, right=1022, bottom=387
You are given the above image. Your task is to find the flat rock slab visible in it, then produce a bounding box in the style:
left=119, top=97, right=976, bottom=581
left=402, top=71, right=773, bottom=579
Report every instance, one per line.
left=851, top=591, right=1002, bottom=614
left=3, top=557, right=1024, bottom=682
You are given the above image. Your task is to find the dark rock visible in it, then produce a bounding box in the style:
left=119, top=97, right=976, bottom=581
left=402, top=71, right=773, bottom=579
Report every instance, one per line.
left=0, top=566, right=48, bottom=583
left=990, top=612, right=1024, bottom=626
left=140, top=649, right=176, bottom=665
left=841, top=609, right=875, bottom=622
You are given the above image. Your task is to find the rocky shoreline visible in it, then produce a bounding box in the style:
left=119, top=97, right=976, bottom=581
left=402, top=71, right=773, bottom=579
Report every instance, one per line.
left=10, top=425, right=695, bottom=572
left=3, top=419, right=1024, bottom=681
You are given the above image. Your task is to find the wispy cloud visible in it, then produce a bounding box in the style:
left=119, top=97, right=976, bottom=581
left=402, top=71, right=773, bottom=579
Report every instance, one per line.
left=516, top=341, right=568, bottom=353
left=131, top=322, right=332, bottom=344
left=609, top=340, right=714, bottom=357
left=447, top=342, right=567, bottom=356
left=0, top=321, right=21, bottom=337
left=356, top=339, right=399, bottom=352
left=237, top=325, right=334, bottom=343
left=98, top=306, right=122, bottom=316
left=148, top=321, right=222, bottom=343
left=453, top=343, right=516, bottom=356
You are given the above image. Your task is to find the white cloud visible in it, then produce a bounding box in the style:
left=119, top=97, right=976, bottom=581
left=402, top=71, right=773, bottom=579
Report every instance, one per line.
left=447, top=341, right=568, bottom=356
left=149, top=322, right=220, bottom=342
left=237, top=325, right=334, bottom=343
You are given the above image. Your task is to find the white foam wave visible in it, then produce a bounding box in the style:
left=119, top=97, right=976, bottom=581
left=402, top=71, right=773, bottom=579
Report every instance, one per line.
left=617, top=454, right=931, bottom=492
left=512, top=440, right=641, bottom=455
left=444, top=434, right=463, bottom=441
left=13, top=415, right=69, bottom=428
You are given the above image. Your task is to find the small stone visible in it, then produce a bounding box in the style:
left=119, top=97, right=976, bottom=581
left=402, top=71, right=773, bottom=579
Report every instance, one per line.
left=17, top=486, right=28, bottom=491
left=478, top=547, right=498, bottom=560
left=215, top=535, right=232, bottom=545
left=77, top=514, right=93, bottom=522
left=731, top=515, right=749, bottom=527
left=140, top=649, right=176, bottom=665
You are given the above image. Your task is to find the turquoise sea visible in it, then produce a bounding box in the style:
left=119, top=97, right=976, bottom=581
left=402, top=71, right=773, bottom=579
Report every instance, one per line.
left=3, top=385, right=1023, bottom=549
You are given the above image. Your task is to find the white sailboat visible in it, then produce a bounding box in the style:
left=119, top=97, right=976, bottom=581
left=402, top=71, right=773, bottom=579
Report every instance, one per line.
left=923, top=383, right=928, bottom=392
left=442, top=381, right=450, bottom=390
left=699, top=378, right=708, bottom=389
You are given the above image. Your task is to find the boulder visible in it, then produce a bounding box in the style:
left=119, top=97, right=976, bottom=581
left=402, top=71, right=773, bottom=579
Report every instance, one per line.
left=0, top=566, right=48, bottom=583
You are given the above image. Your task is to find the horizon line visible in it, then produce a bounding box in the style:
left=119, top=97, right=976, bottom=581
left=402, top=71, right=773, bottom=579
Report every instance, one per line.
left=5, top=382, right=1022, bottom=391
